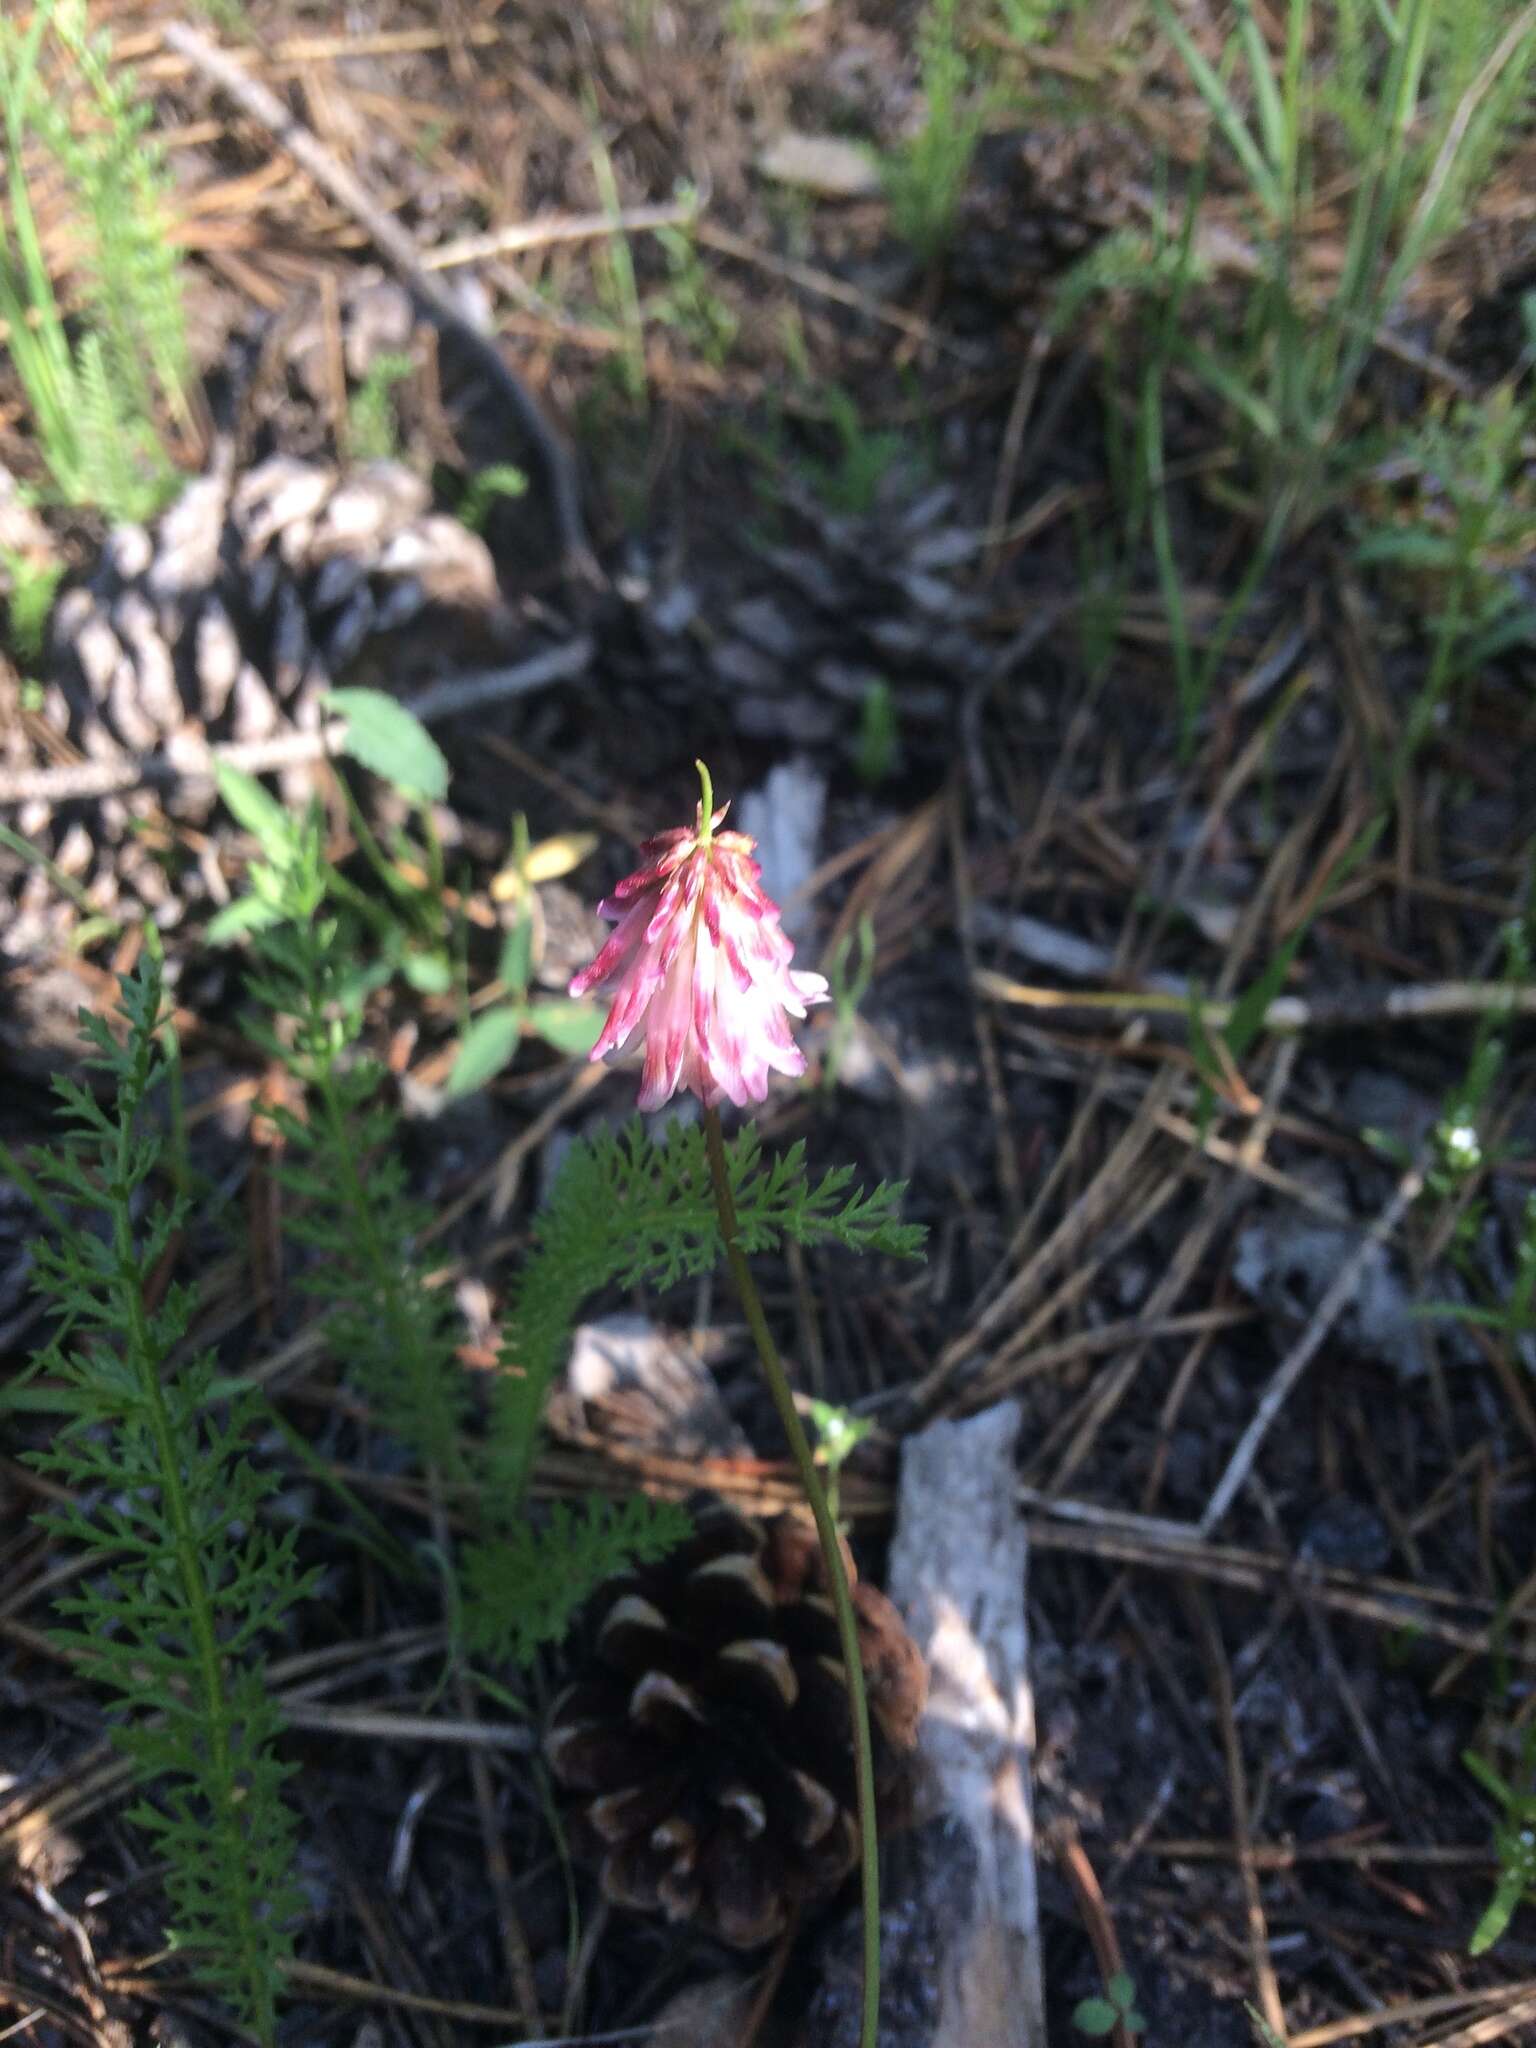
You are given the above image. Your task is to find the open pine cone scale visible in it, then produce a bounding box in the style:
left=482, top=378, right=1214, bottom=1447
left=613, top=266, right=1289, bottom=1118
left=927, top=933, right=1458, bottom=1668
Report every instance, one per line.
left=546, top=1498, right=925, bottom=1950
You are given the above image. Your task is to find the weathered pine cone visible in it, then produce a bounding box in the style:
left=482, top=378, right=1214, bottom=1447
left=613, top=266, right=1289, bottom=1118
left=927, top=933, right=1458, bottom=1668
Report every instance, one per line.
left=545, top=1498, right=926, bottom=1950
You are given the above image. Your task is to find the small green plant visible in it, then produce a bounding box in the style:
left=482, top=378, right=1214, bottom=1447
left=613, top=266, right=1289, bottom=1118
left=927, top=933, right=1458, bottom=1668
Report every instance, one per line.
left=1184, top=813, right=1379, bottom=1127
left=346, top=349, right=414, bottom=462
left=1405, top=916, right=1536, bottom=1337
left=822, top=913, right=878, bottom=1093
left=1356, top=388, right=1536, bottom=770
left=587, top=116, right=648, bottom=408
left=1074, top=1969, right=1147, bottom=2037
left=808, top=1396, right=875, bottom=1521
left=807, top=385, right=908, bottom=515
left=650, top=218, right=738, bottom=368
left=0, top=0, right=191, bottom=519
left=466, top=1114, right=924, bottom=1667
left=222, top=779, right=687, bottom=1661
left=212, top=691, right=459, bottom=996
left=1152, top=0, right=1536, bottom=525
left=213, top=723, right=691, bottom=1662
left=458, top=461, right=528, bottom=533
left=0, top=954, right=312, bottom=2044
left=1, top=547, right=64, bottom=663
left=882, top=0, right=987, bottom=263
left=242, top=819, right=472, bottom=1478
left=1047, top=0, right=1536, bottom=748
left=1465, top=1737, right=1536, bottom=1953
left=995, top=0, right=1059, bottom=40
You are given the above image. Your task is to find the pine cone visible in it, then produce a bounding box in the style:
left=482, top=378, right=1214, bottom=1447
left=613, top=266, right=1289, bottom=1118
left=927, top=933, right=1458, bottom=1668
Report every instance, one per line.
left=45, top=449, right=497, bottom=772
left=4, top=451, right=500, bottom=960
left=545, top=1498, right=926, bottom=1950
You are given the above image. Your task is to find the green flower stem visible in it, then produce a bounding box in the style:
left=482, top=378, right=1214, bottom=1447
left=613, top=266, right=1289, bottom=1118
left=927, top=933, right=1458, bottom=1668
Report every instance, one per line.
left=702, top=1106, right=879, bottom=2048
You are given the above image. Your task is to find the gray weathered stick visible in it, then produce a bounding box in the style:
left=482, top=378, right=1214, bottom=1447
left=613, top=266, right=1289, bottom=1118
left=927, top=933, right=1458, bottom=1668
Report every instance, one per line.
left=886, top=1401, right=1047, bottom=2048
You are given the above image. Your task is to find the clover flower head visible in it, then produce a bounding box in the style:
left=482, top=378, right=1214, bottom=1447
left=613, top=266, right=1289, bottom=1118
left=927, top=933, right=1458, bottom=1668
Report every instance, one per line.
left=569, top=768, right=829, bottom=1111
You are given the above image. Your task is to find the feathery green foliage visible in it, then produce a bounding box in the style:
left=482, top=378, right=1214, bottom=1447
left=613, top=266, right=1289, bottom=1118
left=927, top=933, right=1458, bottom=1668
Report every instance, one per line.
left=0, top=0, right=190, bottom=519
left=0, top=955, right=310, bottom=2045
left=459, top=461, right=528, bottom=533
left=1, top=546, right=64, bottom=663
left=480, top=1118, right=924, bottom=1515
left=882, top=0, right=987, bottom=263
left=238, top=810, right=471, bottom=1479
left=463, top=1493, right=694, bottom=1664
left=31, top=2, right=191, bottom=432
left=347, top=350, right=415, bottom=462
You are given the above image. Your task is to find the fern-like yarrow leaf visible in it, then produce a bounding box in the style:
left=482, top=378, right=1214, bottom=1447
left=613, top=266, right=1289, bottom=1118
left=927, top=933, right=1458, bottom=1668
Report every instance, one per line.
left=245, top=895, right=471, bottom=1478
left=463, top=1494, right=694, bottom=1664
left=2, top=956, right=311, bottom=2045
left=481, top=1119, right=923, bottom=1517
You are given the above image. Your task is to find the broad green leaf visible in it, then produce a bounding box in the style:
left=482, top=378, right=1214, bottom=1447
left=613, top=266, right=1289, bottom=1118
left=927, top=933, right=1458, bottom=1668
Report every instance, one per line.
left=324, top=688, right=449, bottom=802
left=215, top=763, right=297, bottom=864
left=1072, top=1997, right=1119, bottom=2038
left=402, top=951, right=453, bottom=995
left=446, top=1007, right=523, bottom=1097
left=525, top=999, right=605, bottom=1057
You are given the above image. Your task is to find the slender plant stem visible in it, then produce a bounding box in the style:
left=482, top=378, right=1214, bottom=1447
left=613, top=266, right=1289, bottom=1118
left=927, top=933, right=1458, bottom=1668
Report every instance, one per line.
left=702, top=1106, right=880, bottom=2048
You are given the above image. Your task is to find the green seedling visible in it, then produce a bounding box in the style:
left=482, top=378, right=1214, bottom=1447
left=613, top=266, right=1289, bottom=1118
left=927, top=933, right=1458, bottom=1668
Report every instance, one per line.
left=346, top=350, right=415, bottom=462
left=822, top=914, right=878, bottom=1094
left=1074, top=1970, right=1146, bottom=2037
left=808, top=1397, right=875, bottom=1521
left=2, top=548, right=63, bottom=663
left=0, top=0, right=191, bottom=520
left=1465, top=1741, right=1536, bottom=1954
left=882, top=0, right=986, bottom=264
left=459, top=462, right=527, bottom=533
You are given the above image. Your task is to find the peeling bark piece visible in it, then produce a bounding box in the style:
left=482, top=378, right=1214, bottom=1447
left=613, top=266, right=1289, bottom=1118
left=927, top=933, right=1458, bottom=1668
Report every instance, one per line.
left=883, top=1400, right=1046, bottom=2048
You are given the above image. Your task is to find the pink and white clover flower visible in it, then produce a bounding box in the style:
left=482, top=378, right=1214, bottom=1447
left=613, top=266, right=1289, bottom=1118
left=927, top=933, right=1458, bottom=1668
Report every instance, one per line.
left=569, top=769, right=829, bottom=1111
